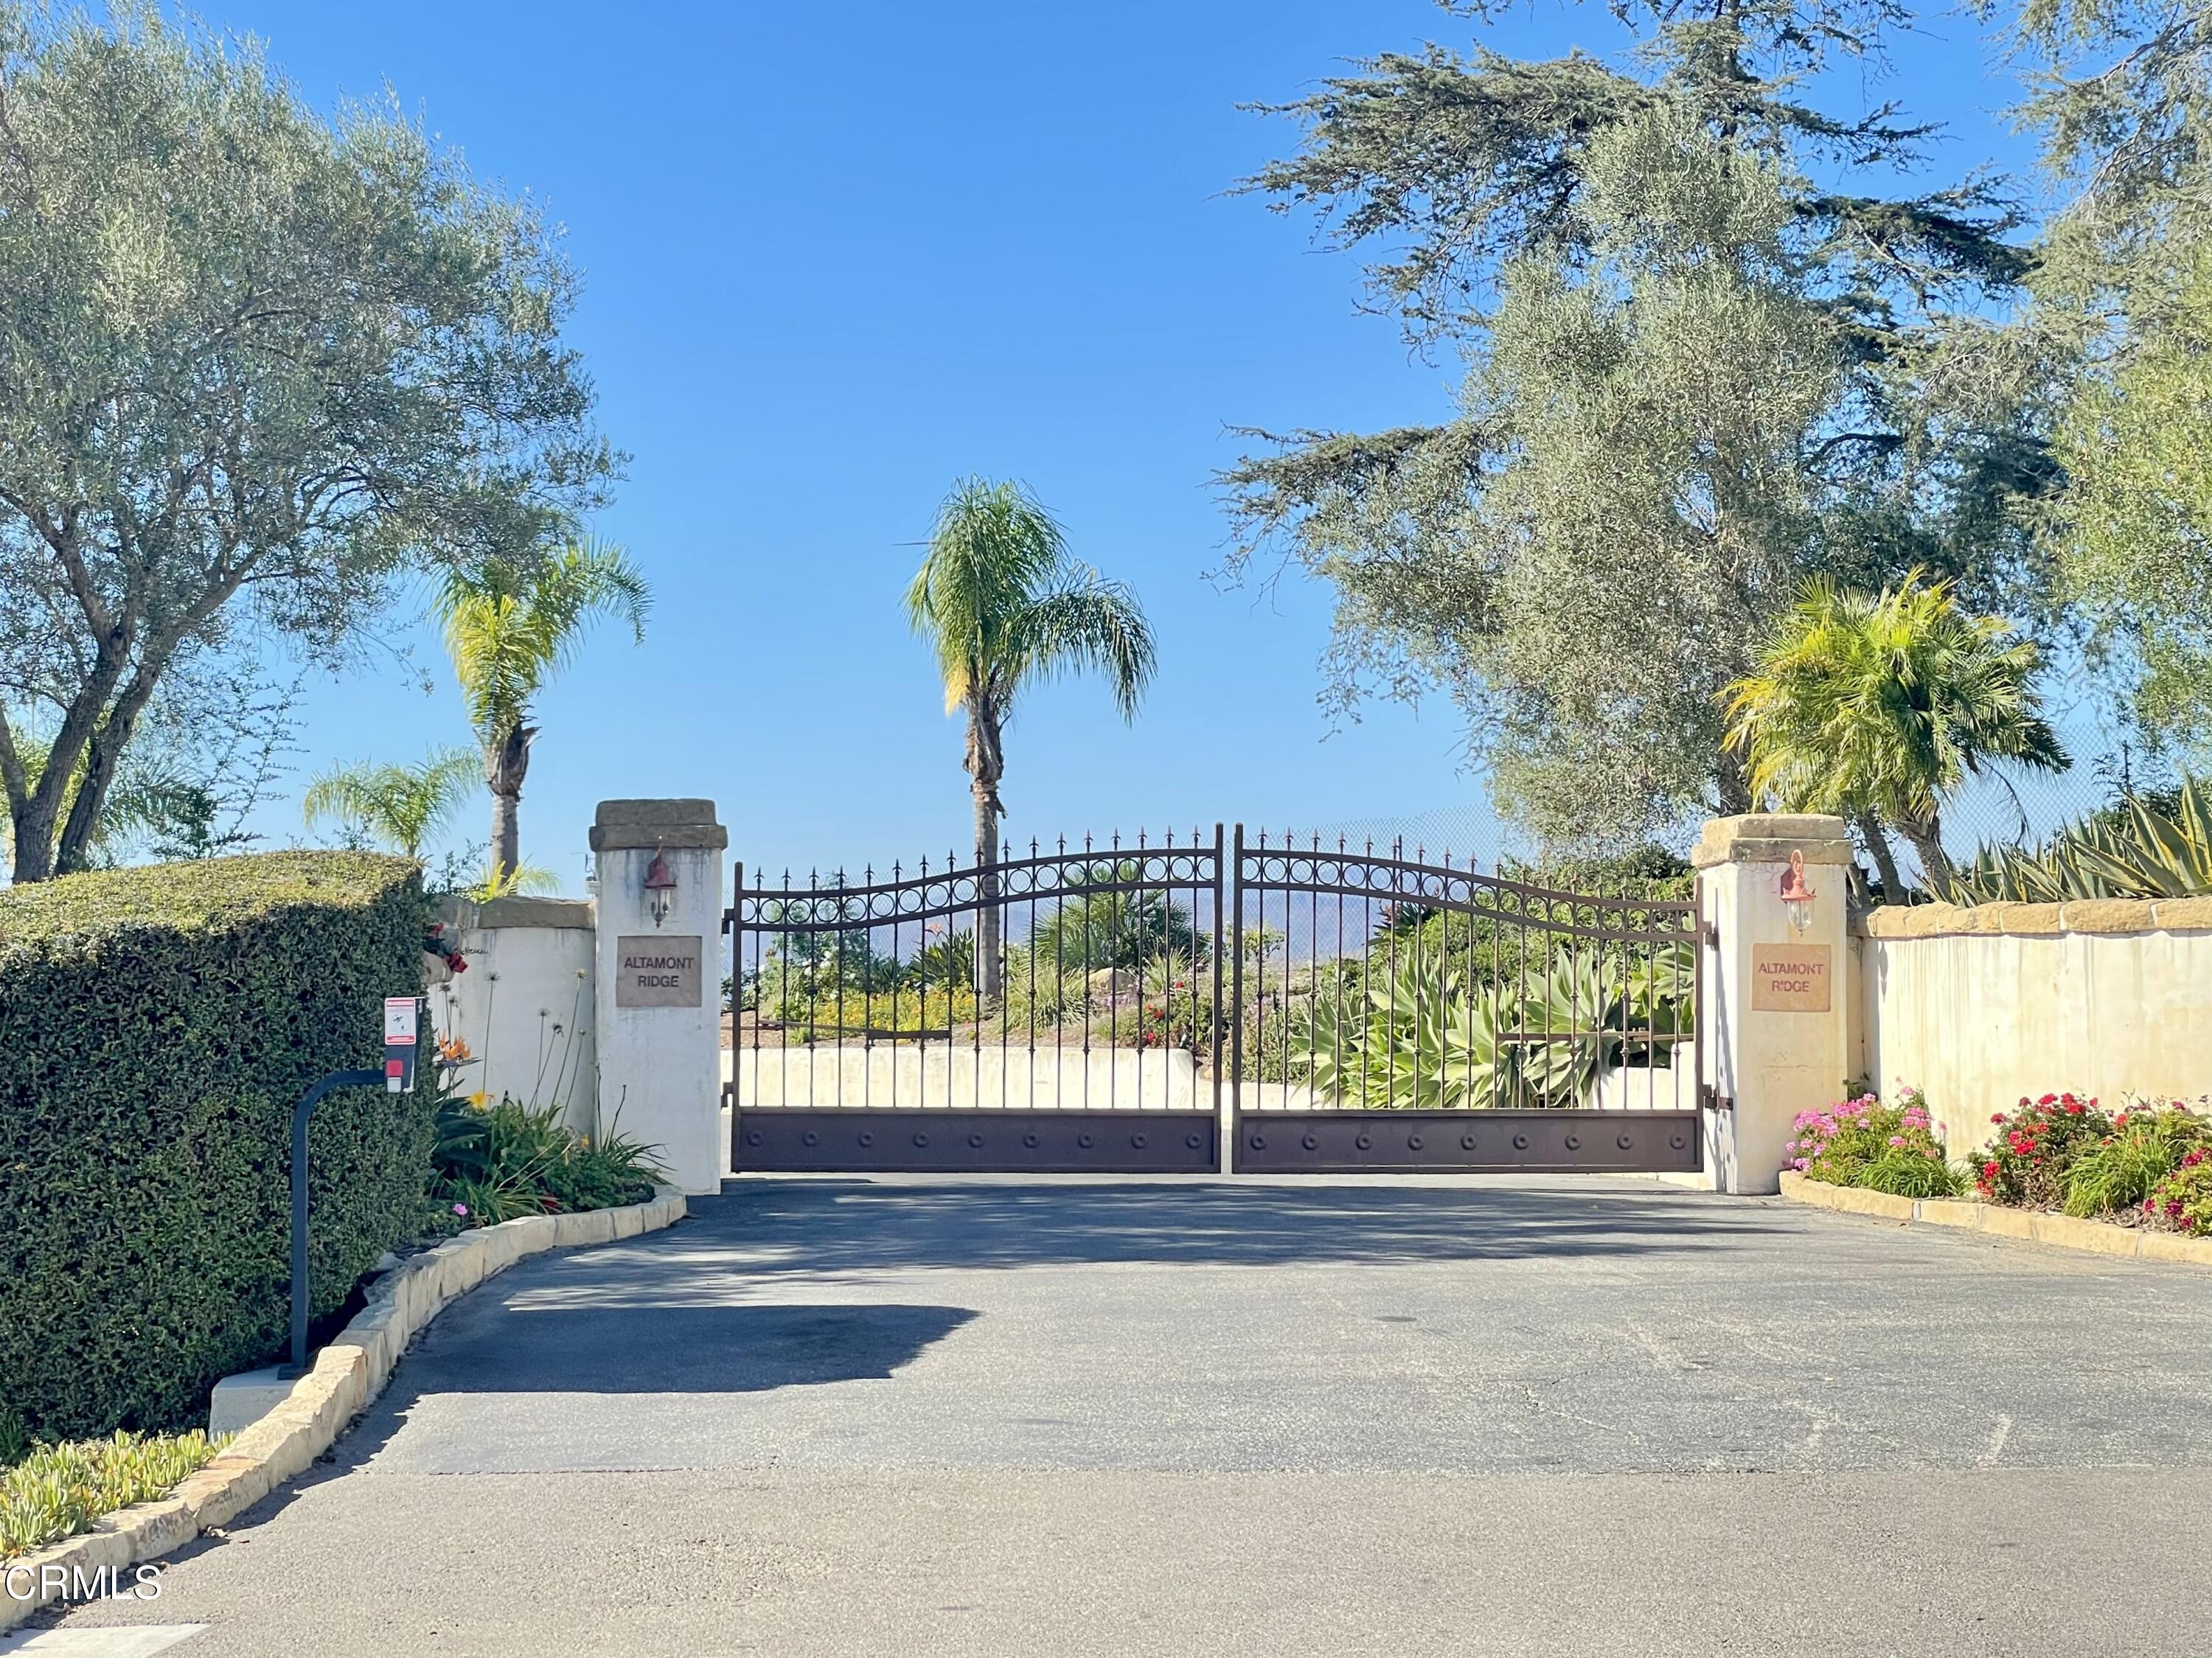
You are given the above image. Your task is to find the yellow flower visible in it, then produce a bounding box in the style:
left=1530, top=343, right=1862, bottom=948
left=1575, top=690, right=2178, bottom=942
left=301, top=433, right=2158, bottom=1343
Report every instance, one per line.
left=467, top=1091, right=489, bottom=1108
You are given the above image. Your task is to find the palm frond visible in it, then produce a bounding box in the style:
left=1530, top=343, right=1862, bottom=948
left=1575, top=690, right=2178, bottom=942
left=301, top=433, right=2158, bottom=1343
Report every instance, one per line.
left=302, top=748, right=479, bottom=858
left=471, top=859, right=561, bottom=899
left=1001, top=570, right=1158, bottom=720
left=1723, top=570, right=2067, bottom=865
left=437, top=537, right=650, bottom=745
left=907, top=478, right=1155, bottom=717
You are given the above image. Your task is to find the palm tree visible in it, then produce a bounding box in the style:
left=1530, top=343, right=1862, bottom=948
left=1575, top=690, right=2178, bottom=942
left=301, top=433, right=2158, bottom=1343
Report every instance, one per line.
left=1722, top=572, right=2067, bottom=896
left=302, top=748, right=480, bottom=860
left=437, top=539, right=650, bottom=884
left=907, top=478, right=1156, bottom=997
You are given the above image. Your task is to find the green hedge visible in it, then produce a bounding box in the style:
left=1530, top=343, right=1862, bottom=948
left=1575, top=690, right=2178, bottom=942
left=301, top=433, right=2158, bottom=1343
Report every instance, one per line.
left=0, top=852, right=434, bottom=1443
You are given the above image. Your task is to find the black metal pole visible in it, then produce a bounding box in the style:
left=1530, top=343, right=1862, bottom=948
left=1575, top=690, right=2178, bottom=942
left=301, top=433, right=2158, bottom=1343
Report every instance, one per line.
left=287, top=1068, right=383, bottom=1376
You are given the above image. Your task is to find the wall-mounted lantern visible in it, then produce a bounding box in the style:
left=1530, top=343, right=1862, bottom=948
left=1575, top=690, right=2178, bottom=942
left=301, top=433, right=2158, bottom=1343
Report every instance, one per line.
left=1779, top=848, right=1817, bottom=936
left=642, top=843, right=678, bottom=927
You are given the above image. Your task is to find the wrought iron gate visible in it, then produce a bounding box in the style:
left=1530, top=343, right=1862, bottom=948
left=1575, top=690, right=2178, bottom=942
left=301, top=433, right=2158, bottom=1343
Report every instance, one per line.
left=1227, top=827, right=1704, bottom=1174
left=726, top=823, right=1707, bottom=1176
left=727, top=829, right=1225, bottom=1172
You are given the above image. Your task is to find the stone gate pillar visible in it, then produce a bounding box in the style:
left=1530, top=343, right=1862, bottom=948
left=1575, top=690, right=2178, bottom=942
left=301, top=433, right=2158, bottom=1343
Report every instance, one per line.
left=1691, top=814, right=1856, bottom=1194
left=590, top=799, right=727, bottom=1195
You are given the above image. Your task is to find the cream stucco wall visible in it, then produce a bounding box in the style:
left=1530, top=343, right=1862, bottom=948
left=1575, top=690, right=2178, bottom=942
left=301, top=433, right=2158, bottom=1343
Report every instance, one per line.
left=1856, top=898, right=2212, bottom=1160
left=730, top=1043, right=1204, bottom=1110
left=429, top=897, right=598, bottom=1134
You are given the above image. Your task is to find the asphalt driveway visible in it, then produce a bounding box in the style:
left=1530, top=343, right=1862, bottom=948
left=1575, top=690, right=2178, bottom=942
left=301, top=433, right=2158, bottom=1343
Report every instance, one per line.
left=42, top=1175, right=2212, bottom=1655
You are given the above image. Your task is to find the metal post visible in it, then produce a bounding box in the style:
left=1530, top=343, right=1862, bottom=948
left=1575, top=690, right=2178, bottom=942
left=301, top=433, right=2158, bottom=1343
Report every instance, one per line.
left=285, top=1068, right=383, bottom=1376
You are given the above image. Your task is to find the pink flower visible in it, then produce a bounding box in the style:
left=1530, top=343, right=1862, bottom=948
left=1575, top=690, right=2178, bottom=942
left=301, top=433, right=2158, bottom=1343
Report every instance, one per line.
left=453, top=1202, right=469, bottom=1217
left=1888, top=1135, right=1907, bottom=1148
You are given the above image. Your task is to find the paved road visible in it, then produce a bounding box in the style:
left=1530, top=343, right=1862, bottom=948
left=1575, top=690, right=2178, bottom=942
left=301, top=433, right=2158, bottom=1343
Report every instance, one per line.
left=45, top=1176, right=2212, bottom=1655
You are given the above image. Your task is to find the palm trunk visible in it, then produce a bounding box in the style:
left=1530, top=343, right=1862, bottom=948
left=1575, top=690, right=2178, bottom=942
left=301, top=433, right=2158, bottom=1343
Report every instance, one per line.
left=972, top=773, right=1001, bottom=1001
left=1715, top=745, right=1754, bottom=816
left=490, top=787, right=521, bottom=888
left=1896, top=809, right=1955, bottom=900
left=1851, top=809, right=1905, bottom=904
left=484, top=722, right=535, bottom=887
left=964, top=697, right=1006, bottom=1002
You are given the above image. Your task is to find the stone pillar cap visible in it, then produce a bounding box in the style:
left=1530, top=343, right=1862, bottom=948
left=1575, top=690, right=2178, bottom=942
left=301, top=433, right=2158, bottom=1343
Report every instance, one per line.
left=1691, top=812, right=1855, bottom=870
left=589, top=798, right=728, bottom=853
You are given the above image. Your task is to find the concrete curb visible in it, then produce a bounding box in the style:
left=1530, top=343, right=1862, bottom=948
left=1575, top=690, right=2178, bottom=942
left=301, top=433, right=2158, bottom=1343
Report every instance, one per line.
left=0, top=1185, right=687, bottom=1631
left=1778, top=1169, right=2212, bottom=1265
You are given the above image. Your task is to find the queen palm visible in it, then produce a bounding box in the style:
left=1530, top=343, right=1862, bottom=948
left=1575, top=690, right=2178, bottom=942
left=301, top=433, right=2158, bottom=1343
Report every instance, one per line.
left=1723, top=573, right=2067, bottom=896
left=302, top=748, right=479, bottom=859
left=437, top=539, right=650, bottom=884
left=907, top=478, right=1156, bottom=998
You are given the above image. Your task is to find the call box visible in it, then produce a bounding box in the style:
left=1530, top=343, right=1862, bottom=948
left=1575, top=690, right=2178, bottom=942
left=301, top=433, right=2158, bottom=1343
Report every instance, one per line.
left=383, top=995, right=422, bottom=1093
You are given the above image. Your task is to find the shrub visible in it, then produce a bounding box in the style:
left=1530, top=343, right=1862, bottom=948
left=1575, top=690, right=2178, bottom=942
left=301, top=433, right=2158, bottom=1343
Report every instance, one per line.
left=0, top=852, right=434, bottom=1443
left=1975, top=1092, right=2115, bottom=1208
left=1, top=1431, right=223, bottom=1560
left=2062, top=1102, right=2211, bottom=1218
left=1786, top=1087, right=1964, bottom=1195
left=1292, top=945, right=1693, bottom=1110
left=1947, top=777, right=2212, bottom=903
left=428, top=1062, right=661, bottom=1225
left=2144, top=1149, right=2212, bottom=1236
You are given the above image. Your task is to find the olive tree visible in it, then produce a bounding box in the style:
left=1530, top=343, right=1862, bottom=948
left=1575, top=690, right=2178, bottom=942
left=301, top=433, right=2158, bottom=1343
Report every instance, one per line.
left=1992, top=0, right=2212, bottom=753
left=1222, top=0, right=2044, bottom=848
left=0, top=4, right=617, bottom=881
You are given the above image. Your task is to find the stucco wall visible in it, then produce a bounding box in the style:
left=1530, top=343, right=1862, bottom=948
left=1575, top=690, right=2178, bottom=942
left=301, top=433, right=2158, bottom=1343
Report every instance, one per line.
left=430, top=897, right=598, bottom=1134
left=1855, top=897, right=2212, bottom=1160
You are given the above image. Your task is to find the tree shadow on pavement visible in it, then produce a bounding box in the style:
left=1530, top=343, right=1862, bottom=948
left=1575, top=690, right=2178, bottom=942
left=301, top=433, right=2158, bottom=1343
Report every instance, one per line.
left=394, top=1300, right=978, bottom=1393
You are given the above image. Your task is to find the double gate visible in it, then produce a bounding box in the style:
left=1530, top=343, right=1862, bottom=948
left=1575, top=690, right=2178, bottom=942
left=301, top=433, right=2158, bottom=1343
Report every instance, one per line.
left=726, top=825, right=1707, bottom=1175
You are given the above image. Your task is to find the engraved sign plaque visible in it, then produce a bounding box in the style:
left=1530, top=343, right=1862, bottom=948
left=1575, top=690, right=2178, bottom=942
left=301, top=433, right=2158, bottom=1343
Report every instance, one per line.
left=1751, top=942, right=1831, bottom=1013
left=615, top=936, right=703, bottom=1008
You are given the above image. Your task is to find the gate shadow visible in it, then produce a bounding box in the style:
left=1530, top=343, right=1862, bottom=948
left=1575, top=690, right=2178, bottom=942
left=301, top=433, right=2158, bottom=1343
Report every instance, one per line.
left=532, top=1177, right=1789, bottom=1301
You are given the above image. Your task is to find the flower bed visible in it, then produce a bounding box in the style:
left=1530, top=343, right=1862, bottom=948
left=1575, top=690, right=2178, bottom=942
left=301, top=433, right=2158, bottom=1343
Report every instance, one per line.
left=1977, top=1094, right=2211, bottom=1230
left=1786, top=1087, right=1964, bottom=1198
left=422, top=1037, right=664, bottom=1228
left=1784, top=1084, right=2212, bottom=1237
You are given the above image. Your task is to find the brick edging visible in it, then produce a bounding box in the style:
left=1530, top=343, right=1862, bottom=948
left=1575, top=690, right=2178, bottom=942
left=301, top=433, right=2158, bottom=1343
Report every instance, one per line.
left=1777, top=1170, right=2212, bottom=1265
left=0, top=1186, right=688, bottom=1629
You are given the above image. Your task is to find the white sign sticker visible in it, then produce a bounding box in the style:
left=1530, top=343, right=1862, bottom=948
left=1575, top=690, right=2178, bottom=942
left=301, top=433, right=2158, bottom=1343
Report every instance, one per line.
left=383, top=996, right=419, bottom=1044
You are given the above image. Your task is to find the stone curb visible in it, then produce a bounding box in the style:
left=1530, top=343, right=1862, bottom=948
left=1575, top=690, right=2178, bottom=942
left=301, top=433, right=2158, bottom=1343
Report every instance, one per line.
left=1777, top=1170, right=2212, bottom=1264
left=0, top=1185, right=687, bottom=1631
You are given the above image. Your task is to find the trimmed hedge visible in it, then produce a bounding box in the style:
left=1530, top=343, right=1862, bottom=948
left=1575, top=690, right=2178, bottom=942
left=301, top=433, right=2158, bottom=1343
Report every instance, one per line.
left=0, top=852, right=434, bottom=1443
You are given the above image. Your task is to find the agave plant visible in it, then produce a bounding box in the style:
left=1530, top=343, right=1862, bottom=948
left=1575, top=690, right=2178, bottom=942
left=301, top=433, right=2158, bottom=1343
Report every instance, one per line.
left=1290, top=945, right=1693, bottom=1110
left=1947, top=778, right=2212, bottom=903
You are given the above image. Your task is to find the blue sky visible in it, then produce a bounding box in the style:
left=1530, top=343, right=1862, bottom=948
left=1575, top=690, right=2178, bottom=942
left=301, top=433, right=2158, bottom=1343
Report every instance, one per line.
left=204, top=0, right=2046, bottom=889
